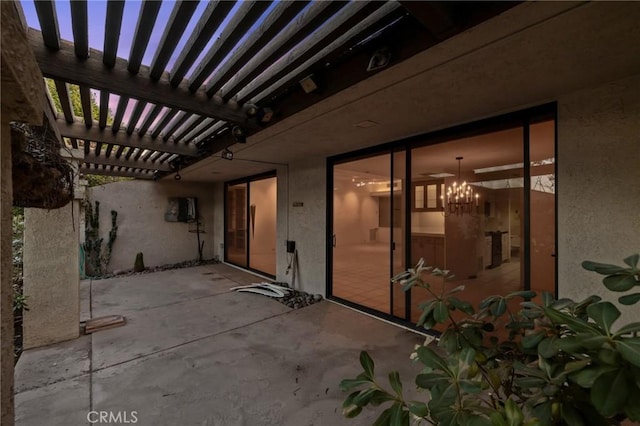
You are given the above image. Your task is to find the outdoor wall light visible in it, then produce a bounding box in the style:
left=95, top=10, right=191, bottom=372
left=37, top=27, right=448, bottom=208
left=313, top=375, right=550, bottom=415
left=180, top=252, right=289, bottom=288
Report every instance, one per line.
left=299, top=74, right=318, bottom=93
left=174, top=171, right=182, bottom=180
left=367, top=47, right=391, bottom=72
left=244, top=104, right=259, bottom=117
left=232, top=125, right=246, bottom=143
left=221, top=148, right=234, bottom=161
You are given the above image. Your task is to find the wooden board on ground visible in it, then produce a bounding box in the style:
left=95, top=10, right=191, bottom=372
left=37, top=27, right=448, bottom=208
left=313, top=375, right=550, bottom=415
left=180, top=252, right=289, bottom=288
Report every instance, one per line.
left=84, top=315, right=126, bottom=334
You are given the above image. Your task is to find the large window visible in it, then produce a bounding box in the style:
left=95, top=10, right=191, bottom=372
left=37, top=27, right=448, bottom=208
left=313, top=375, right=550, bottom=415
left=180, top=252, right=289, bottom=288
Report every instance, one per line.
left=327, top=106, right=556, bottom=326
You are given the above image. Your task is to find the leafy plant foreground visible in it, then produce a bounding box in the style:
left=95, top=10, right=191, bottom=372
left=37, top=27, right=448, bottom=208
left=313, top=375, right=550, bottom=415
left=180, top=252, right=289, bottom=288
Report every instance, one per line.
left=341, top=255, right=640, bottom=426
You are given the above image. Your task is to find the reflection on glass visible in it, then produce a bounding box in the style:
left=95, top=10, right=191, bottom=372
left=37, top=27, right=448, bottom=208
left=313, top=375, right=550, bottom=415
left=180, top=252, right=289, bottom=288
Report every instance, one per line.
left=415, top=185, right=424, bottom=209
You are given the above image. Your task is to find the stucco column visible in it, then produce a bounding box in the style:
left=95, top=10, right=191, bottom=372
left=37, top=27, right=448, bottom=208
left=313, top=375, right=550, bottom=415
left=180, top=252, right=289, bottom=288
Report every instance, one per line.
left=0, top=122, right=15, bottom=426
left=22, top=151, right=82, bottom=349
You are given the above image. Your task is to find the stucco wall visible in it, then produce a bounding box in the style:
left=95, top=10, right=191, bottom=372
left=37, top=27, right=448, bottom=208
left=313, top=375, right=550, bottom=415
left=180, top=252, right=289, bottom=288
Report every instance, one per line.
left=87, top=180, right=215, bottom=272
left=557, top=74, right=640, bottom=322
left=23, top=201, right=80, bottom=348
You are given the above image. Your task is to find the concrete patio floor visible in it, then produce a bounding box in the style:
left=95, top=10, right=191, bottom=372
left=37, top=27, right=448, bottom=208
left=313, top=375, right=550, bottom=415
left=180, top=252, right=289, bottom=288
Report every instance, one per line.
left=15, top=264, right=426, bottom=426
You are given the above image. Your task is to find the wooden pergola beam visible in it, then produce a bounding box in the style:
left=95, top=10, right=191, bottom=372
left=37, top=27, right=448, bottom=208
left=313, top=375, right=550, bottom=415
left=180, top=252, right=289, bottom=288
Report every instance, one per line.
left=57, top=120, right=198, bottom=156
left=128, top=0, right=161, bottom=74
left=80, top=164, right=155, bottom=179
left=28, top=29, right=250, bottom=126
left=84, top=152, right=172, bottom=172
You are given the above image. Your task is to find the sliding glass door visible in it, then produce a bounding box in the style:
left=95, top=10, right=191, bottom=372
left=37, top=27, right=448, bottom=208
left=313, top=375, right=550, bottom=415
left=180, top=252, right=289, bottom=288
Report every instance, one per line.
left=225, top=173, right=277, bottom=277
left=330, top=151, right=407, bottom=318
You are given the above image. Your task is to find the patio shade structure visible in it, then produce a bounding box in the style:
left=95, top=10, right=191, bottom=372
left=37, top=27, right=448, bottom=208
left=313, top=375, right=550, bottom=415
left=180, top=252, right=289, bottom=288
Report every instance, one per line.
left=25, top=0, right=515, bottom=180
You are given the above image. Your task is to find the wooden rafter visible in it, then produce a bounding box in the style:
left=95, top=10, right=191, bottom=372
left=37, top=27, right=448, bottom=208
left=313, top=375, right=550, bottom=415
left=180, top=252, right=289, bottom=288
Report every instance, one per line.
left=151, top=108, right=179, bottom=139
left=218, top=1, right=349, bottom=100
left=137, top=104, right=163, bottom=137
left=162, top=112, right=191, bottom=142
left=128, top=0, right=162, bottom=74
left=188, top=1, right=274, bottom=92
left=239, top=1, right=393, bottom=103
left=79, top=85, right=93, bottom=127
left=111, top=95, right=129, bottom=133
left=126, top=100, right=146, bottom=135
left=149, top=0, right=199, bottom=81
left=56, top=120, right=198, bottom=156
left=27, top=29, right=249, bottom=125
left=103, top=0, right=125, bottom=68
left=80, top=164, right=154, bottom=179
left=204, top=1, right=309, bottom=96
left=98, top=90, right=109, bottom=129
left=54, top=79, right=74, bottom=123
left=33, top=0, right=59, bottom=49
left=174, top=115, right=206, bottom=142
left=69, top=0, right=88, bottom=59
left=169, top=1, right=236, bottom=87
left=84, top=152, right=171, bottom=172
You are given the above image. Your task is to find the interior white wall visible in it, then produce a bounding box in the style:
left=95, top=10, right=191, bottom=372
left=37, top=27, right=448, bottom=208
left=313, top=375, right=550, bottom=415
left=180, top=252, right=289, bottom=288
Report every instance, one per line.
left=88, top=180, right=214, bottom=272
left=411, top=212, right=445, bottom=234
left=248, top=177, right=277, bottom=259
left=557, top=73, right=640, bottom=323
left=333, top=181, right=379, bottom=246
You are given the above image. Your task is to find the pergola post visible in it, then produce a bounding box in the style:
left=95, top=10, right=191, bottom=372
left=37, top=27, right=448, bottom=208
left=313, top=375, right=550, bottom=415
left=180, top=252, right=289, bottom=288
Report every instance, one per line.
left=1, top=1, right=46, bottom=424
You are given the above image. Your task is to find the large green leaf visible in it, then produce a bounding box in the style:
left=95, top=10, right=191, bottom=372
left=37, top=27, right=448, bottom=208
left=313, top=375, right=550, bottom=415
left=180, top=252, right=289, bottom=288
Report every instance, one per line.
left=340, top=378, right=371, bottom=391
left=434, top=301, right=449, bottom=323
left=544, top=307, right=601, bottom=335
left=603, top=274, right=637, bottom=292
left=623, top=254, right=639, bottom=269
left=581, top=260, right=627, bottom=275
left=619, top=293, right=640, bottom=306
left=614, top=321, right=640, bottom=336
left=389, top=371, right=402, bottom=396
left=504, top=398, right=524, bottom=426
left=416, top=372, right=450, bottom=389
left=522, top=330, right=546, bottom=349
left=390, top=402, right=407, bottom=426
left=491, top=298, right=507, bottom=317
left=591, top=369, right=629, bottom=417
left=616, top=338, right=640, bottom=368
left=360, top=351, right=375, bottom=378
left=561, top=404, right=585, bottom=426
left=586, top=302, right=621, bottom=336
left=373, top=406, right=393, bottom=426
left=408, top=401, right=429, bottom=418
left=417, top=347, right=451, bottom=374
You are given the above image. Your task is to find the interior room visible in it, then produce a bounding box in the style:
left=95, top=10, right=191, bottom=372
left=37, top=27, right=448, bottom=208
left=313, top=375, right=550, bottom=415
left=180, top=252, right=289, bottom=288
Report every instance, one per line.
left=330, top=119, right=556, bottom=324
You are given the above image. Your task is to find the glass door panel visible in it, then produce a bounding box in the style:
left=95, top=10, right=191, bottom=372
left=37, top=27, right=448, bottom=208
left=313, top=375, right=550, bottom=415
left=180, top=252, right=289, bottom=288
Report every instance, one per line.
left=249, top=177, right=277, bottom=276
left=529, top=120, right=556, bottom=297
left=226, top=183, right=247, bottom=268
left=410, top=127, right=524, bottom=324
left=332, top=154, right=391, bottom=314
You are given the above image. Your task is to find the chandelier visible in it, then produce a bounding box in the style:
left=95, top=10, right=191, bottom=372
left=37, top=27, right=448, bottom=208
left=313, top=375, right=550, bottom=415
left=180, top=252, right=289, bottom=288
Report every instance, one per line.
left=442, top=157, right=479, bottom=216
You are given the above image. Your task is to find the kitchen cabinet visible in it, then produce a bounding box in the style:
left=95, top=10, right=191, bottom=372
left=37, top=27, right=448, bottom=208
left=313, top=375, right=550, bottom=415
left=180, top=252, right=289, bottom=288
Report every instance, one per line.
left=411, top=234, right=445, bottom=269
left=502, top=232, right=510, bottom=262
left=412, top=180, right=444, bottom=212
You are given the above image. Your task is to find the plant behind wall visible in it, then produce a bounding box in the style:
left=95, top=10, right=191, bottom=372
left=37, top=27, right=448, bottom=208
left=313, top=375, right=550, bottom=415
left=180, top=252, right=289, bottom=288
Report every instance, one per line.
left=83, top=200, right=118, bottom=277
left=340, top=254, right=640, bottom=425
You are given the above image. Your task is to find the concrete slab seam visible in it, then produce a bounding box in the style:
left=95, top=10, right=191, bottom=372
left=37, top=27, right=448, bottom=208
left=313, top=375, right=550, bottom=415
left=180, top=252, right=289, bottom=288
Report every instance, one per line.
left=91, top=307, right=295, bottom=375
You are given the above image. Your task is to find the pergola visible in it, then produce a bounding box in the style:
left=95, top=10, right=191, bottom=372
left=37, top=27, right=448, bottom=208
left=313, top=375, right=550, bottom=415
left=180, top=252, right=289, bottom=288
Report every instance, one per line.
left=24, top=0, right=513, bottom=179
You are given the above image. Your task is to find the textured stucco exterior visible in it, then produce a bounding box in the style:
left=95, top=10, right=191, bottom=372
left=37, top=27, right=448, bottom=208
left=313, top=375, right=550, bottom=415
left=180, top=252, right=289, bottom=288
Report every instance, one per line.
left=23, top=202, right=80, bottom=349
left=557, top=74, right=640, bottom=323
left=87, top=180, right=215, bottom=272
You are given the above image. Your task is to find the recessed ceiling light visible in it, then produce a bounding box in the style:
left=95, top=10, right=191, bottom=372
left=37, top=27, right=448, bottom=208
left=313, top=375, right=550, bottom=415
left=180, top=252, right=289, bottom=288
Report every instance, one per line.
left=355, top=120, right=378, bottom=128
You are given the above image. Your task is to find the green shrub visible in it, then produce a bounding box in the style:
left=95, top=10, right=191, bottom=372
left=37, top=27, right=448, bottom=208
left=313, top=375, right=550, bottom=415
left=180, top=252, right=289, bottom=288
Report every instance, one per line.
left=340, top=255, right=640, bottom=425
